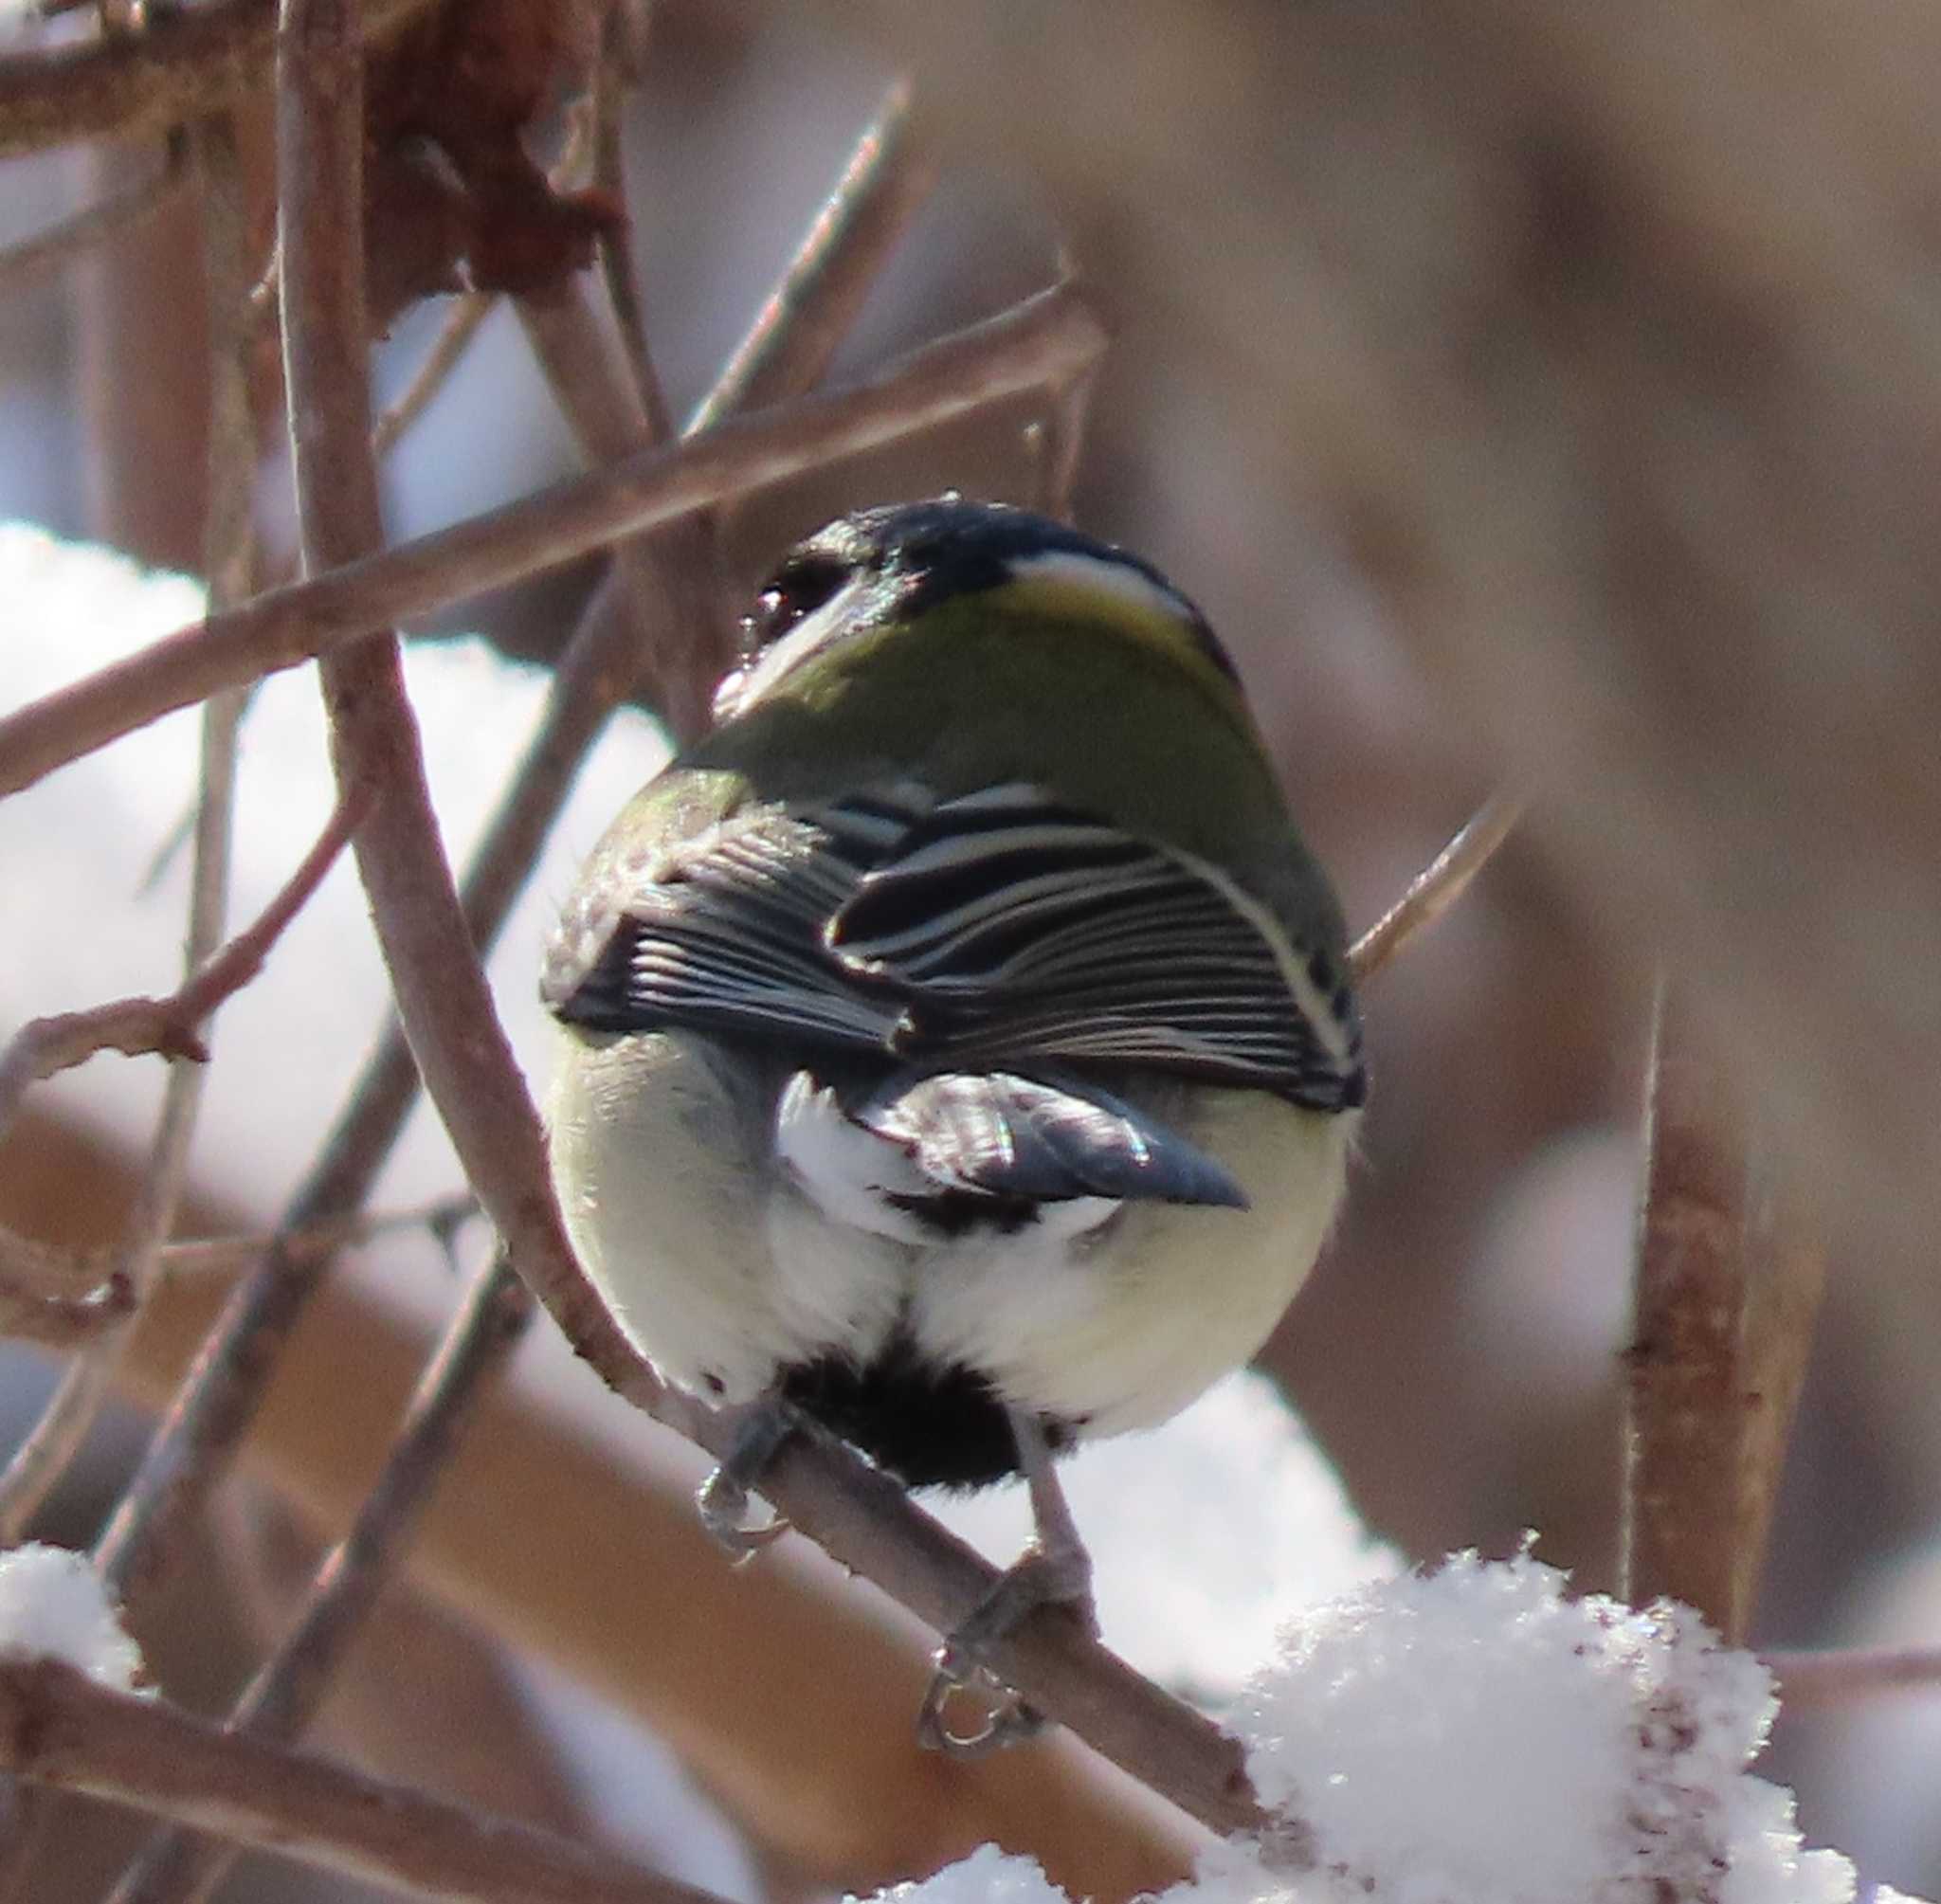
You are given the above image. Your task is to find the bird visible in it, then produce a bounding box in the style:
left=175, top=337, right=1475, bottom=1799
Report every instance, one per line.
left=540, top=497, right=1365, bottom=1749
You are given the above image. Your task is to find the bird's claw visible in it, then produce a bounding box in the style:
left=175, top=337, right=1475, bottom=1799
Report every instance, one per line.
left=916, top=1645, right=1046, bottom=1756
left=696, top=1467, right=791, bottom=1558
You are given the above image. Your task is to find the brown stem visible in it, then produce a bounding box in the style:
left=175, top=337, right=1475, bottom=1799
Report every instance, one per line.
left=590, top=3, right=655, bottom=414
left=107, top=1255, right=533, bottom=1904
left=0, top=1660, right=713, bottom=1904
left=515, top=281, right=729, bottom=744
left=1349, top=788, right=1526, bottom=984
left=1622, top=984, right=1826, bottom=1642
left=1765, top=1645, right=1941, bottom=1708
left=686, top=77, right=937, bottom=433
left=0, top=282, right=1110, bottom=799
left=370, top=291, right=495, bottom=458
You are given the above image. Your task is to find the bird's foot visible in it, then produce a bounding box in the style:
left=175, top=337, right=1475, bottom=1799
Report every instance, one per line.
left=697, top=1401, right=798, bottom=1559
left=916, top=1544, right=1097, bottom=1755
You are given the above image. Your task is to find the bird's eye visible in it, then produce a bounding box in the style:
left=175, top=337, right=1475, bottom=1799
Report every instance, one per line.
left=743, top=553, right=850, bottom=653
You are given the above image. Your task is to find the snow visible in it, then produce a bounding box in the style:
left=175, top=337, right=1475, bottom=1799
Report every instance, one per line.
left=1232, top=1549, right=1845, bottom=1904
left=0, top=1544, right=146, bottom=1693
left=869, top=1553, right=1918, bottom=1904
left=850, top=1844, right=1067, bottom=1904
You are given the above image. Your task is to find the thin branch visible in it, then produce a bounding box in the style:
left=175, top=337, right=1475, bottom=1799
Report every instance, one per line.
left=0, top=1230, right=132, bottom=1348
left=1765, top=1645, right=1941, bottom=1709
left=0, top=0, right=435, bottom=159
left=0, top=1196, right=474, bottom=1344
left=1028, top=359, right=1097, bottom=523
left=0, top=780, right=368, bottom=1144
left=516, top=281, right=729, bottom=743
left=0, top=281, right=1110, bottom=799
left=686, top=76, right=936, bottom=434
left=0, top=139, right=185, bottom=286
left=591, top=2, right=654, bottom=413
left=109, top=1256, right=533, bottom=1904
left=156, top=1194, right=481, bottom=1275
left=370, top=291, right=496, bottom=458
left=0, top=114, right=264, bottom=1574
left=1349, top=787, right=1526, bottom=984
left=0, top=1659, right=713, bottom=1904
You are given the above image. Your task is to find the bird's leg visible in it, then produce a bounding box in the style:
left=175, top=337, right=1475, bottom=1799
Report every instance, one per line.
left=696, top=1397, right=799, bottom=1557
left=917, top=1409, right=1098, bottom=1755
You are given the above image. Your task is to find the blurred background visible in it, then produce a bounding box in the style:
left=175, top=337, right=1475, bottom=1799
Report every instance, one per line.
left=2, top=0, right=1937, bottom=1896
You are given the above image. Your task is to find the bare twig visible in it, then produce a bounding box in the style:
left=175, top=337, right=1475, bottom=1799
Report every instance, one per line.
left=686, top=77, right=936, bottom=434
left=0, top=118, right=268, bottom=1593
left=0, top=780, right=368, bottom=1144
left=1765, top=1645, right=1941, bottom=1708
left=1349, top=787, right=1526, bottom=984
left=590, top=3, right=654, bottom=413
left=516, top=281, right=729, bottom=743
left=0, top=1195, right=474, bottom=1341
left=109, top=1255, right=533, bottom=1903
left=0, top=1660, right=713, bottom=1904
left=1028, top=360, right=1097, bottom=524
left=91, top=574, right=636, bottom=1608
left=155, top=1194, right=481, bottom=1276
left=0, top=0, right=434, bottom=158
left=0, top=1229, right=132, bottom=1347
left=0, top=281, right=1109, bottom=799
left=0, top=120, right=263, bottom=1887
left=0, top=139, right=185, bottom=286
left=371, top=291, right=496, bottom=458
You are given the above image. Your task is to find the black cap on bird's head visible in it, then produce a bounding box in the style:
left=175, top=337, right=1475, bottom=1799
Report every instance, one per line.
left=733, top=498, right=1241, bottom=694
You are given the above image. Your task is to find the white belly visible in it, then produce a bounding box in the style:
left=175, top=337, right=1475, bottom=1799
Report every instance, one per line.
left=899, top=1089, right=1349, bottom=1437
left=548, top=1025, right=1351, bottom=1440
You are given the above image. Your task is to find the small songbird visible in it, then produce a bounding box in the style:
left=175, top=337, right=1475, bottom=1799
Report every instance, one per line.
left=541, top=499, right=1365, bottom=1748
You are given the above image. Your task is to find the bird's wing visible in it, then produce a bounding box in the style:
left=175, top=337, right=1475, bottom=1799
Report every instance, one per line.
left=543, top=788, right=920, bottom=1049
left=829, top=785, right=1365, bottom=1112
left=547, top=780, right=1363, bottom=1114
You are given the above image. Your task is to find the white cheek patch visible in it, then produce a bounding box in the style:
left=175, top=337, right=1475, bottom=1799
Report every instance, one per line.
left=1004, top=547, right=1201, bottom=628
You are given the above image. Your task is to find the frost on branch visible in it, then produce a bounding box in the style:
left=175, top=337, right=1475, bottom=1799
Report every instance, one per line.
left=0, top=1543, right=146, bottom=1693
left=1231, top=1550, right=1855, bottom=1904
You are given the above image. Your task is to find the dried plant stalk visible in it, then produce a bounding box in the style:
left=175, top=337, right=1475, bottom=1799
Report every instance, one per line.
left=1623, top=986, right=1826, bottom=1643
